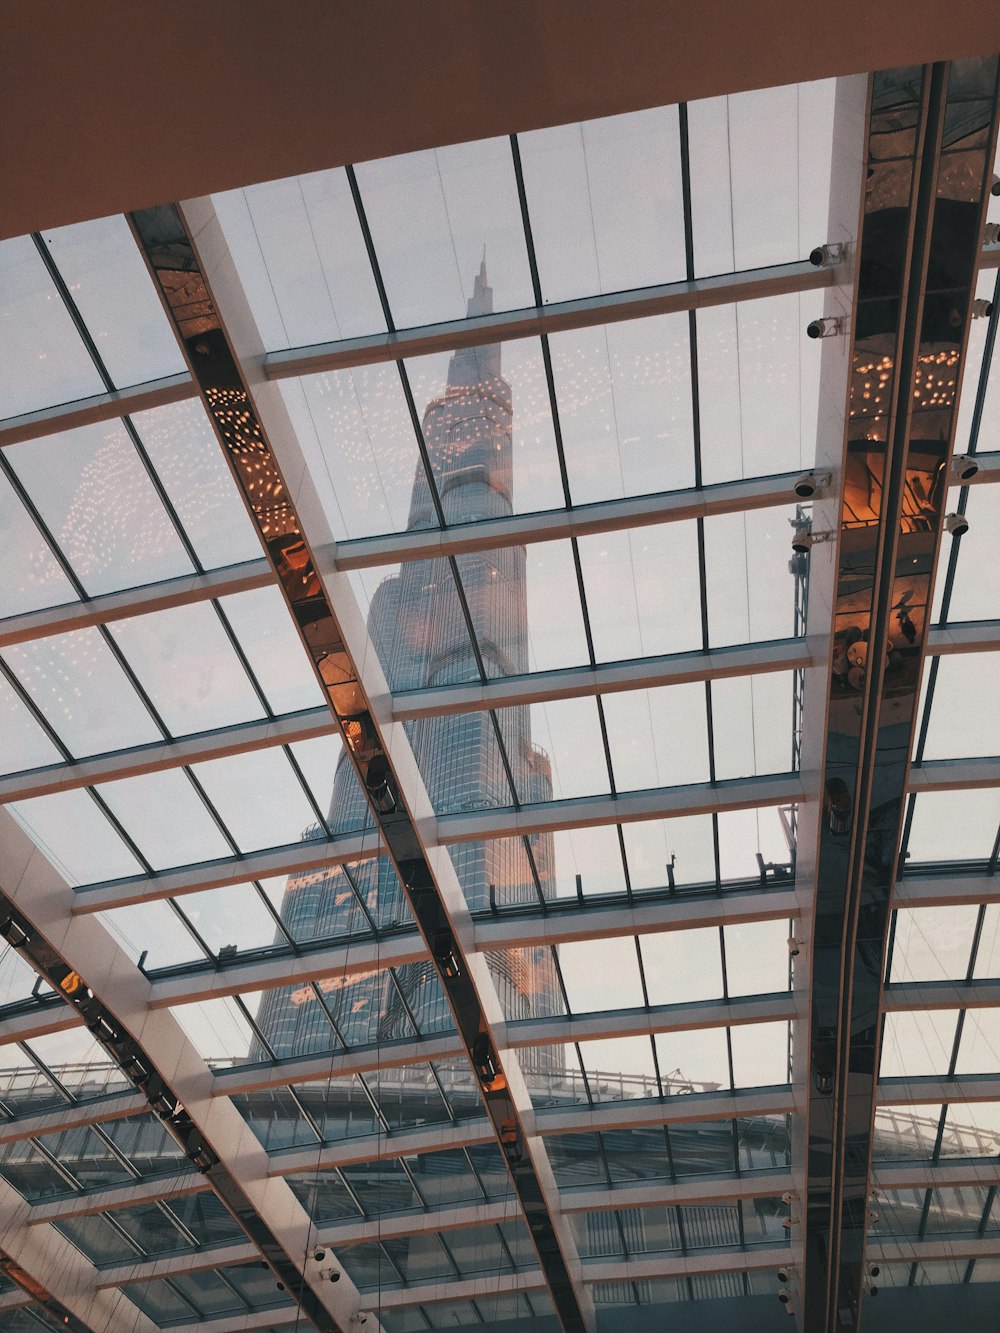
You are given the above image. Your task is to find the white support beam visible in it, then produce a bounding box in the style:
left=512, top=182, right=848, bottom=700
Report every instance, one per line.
left=878, top=1074, right=1000, bottom=1105
left=28, top=1171, right=203, bottom=1225
left=503, top=993, right=800, bottom=1050
left=71, top=829, right=381, bottom=914
left=266, top=262, right=832, bottom=380
left=371, top=1271, right=547, bottom=1311
left=874, top=1160, right=1000, bottom=1192
left=582, top=1247, right=790, bottom=1284
left=163, top=1312, right=299, bottom=1333
left=211, top=1034, right=466, bottom=1097
left=0, top=372, right=197, bottom=448
left=95, top=1241, right=259, bottom=1290
left=893, top=872, right=1000, bottom=908
left=0, top=559, right=273, bottom=651
left=0, top=1003, right=80, bottom=1045
left=907, top=757, right=1000, bottom=792
left=0, top=808, right=382, bottom=1333
left=524, top=1087, right=795, bottom=1138
left=433, top=774, right=806, bottom=844
left=870, top=1235, right=1000, bottom=1264
left=0, top=1091, right=148, bottom=1147
left=472, top=888, right=804, bottom=952
left=561, top=1171, right=792, bottom=1215
left=268, top=1121, right=497, bottom=1178
left=883, top=978, right=1000, bottom=1011
left=147, top=932, right=429, bottom=1009
left=336, top=472, right=811, bottom=570
left=0, top=1169, right=158, bottom=1332
left=0, top=708, right=336, bottom=804
left=315, top=1199, right=516, bottom=1249
left=392, top=639, right=811, bottom=720
left=927, top=619, right=1000, bottom=655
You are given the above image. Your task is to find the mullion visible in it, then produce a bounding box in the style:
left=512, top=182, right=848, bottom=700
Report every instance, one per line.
left=89, top=1123, right=143, bottom=1179
left=97, top=1206, right=148, bottom=1259
left=165, top=898, right=216, bottom=962
left=396, top=1154, right=431, bottom=1212
left=251, top=881, right=297, bottom=952
left=0, top=452, right=87, bottom=601
left=425, top=1062, right=458, bottom=1124
left=155, top=1197, right=202, bottom=1250
left=30, top=1135, right=84, bottom=1192
left=176, top=766, right=242, bottom=858
left=282, top=742, right=332, bottom=837
left=965, top=270, right=1000, bottom=456
left=232, top=993, right=275, bottom=1059
left=85, top=786, right=155, bottom=874
left=306, top=981, right=352, bottom=1054
left=337, top=860, right=381, bottom=938
left=20, top=1047, right=76, bottom=1109
left=386, top=967, right=422, bottom=1038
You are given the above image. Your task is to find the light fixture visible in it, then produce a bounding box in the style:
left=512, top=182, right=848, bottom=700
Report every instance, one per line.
left=806, top=316, right=842, bottom=339
left=952, top=454, right=979, bottom=481
left=809, top=242, right=845, bottom=267
left=944, top=512, right=969, bottom=537
left=793, top=471, right=831, bottom=498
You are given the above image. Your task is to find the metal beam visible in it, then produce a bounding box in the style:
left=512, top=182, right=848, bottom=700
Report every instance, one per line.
left=907, top=756, right=1000, bottom=792
left=878, top=1073, right=1000, bottom=1105
left=70, top=830, right=381, bottom=913
left=434, top=773, right=805, bottom=843
left=562, top=1172, right=793, bottom=1216
left=0, top=707, right=336, bottom=804
left=143, top=195, right=595, bottom=1333
left=472, top=888, right=805, bottom=951
left=0, top=372, right=196, bottom=449
left=869, top=1236, right=1000, bottom=1264
left=893, top=872, right=1000, bottom=908
left=883, top=977, right=1000, bottom=1010
left=210, top=1034, right=466, bottom=1097
left=27, top=1172, right=203, bottom=1225
left=873, top=1159, right=1000, bottom=1192
left=335, top=471, right=815, bottom=570
left=0, top=1090, right=148, bottom=1147
left=524, top=1087, right=796, bottom=1138
left=0, top=559, right=273, bottom=651
left=927, top=618, right=1000, bottom=654
left=0, top=809, right=376, bottom=1333
left=393, top=638, right=811, bottom=720
left=95, top=1241, right=258, bottom=1290
left=265, top=262, right=832, bottom=379
left=268, top=1121, right=498, bottom=1177
left=146, top=932, right=428, bottom=1008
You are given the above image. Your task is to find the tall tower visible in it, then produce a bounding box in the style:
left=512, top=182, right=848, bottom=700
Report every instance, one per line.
left=255, top=264, right=562, bottom=1065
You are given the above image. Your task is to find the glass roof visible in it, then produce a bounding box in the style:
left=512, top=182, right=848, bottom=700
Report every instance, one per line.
left=1, top=57, right=999, bottom=1333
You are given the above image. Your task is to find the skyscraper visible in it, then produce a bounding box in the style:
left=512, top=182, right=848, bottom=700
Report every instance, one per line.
left=256, top=263, right=563, bottom=1062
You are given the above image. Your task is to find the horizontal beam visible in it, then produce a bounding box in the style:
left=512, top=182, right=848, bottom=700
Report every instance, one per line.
left=370, top=1271, right=546, bottom=1312
left=878, top=1073, right=1000, bottom=1105
left=316, top=1199, right=516, bottom=1249
left=335, top=472, right=812, bottom=570
left=0, top=372, right=196, bottom=448
left=581, top=1246, right=790, bottom=1284
left=211, top=1034, right=466, bottom=1096
left=526, top=1086, right=796, bottom=1137
left=505, top=992, right=799, bottom=1049
left=27, top=1172, right=202, bottom=1225
left=0, top=559, right=273, bottom=650
left=908, top=756, right=1000, bottom=792
left=393, top=638, right=811, bottom=720
left=0, top=1090, right=149, bottom=1147
left=0, top=1002, right=80, bottom=1045
left=884, top=978, right=1000, bottom=1011
left=893, top=872, right=1000, bottom=908
left=147, top=931, right=428, bottom=1007
left=162, top=1311, right=297, bottom=1333
left=927, top=619, right=1000, bottom=655
left=870, top=1235, right=1000, bottom=1264
left=874, top=1159, right=1000, bottom=1192
left=0, top=708, right=336, bottom=804
left=472, top=887, right=804, bottom=952
left=267, top=262, right=832, bottom=379
left=71, top=830, right=381, bottom=913
left=268, top=1120, right=497, bottom=1177
left=434, top=774, right=806, bottom=843
left=563, top=1172, right=792, bottom=1216
left=96, top=1240, right=258, bottom=1290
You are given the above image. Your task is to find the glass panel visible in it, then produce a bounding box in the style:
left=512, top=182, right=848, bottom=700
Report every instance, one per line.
left=214, top=170, right=385, bottom=350
left=880, top=1009, right=960, bottom=1079
left=955, top=1008, right=1000, bottom=1075
left=102, top=1112, right=190, bottom=1177
left=974, top=904, right=1000, bottom=980
left=123, top=1276, right=196, bottom=1323
left=640, top=927, right=724, bottom=1005
left=11, top=789, right=141, bottom=884
left=730, top=1021, right=789, bottom=1087
left=654, top=1027, right=730, bottom=1094
left=56, top=1212, right=137, bottom=1265
left=405, top=338, right=565, bottom=517
left=723, top=919, right=791, bottom=996
left=279, top=367, right=428, bottom=542
left=0, top=673, right=62, bottom=774
left=40, top=216, right=187, bottom=387
left=603, top=683, right=710, bottom=791
left=907, top=788, right=1000, bottom=863
left=354, top=137, right=533, bottom=328
left=219, top=584, right=326, bottom=714
left=688, top=79, right=836, bottom=274
left=699, top=292, right=825, bottom=483
left=557, top=938, right=643, bottom=1014
left=889, top=905, right=980, bottom=982
left=920, top=652, right=1000, bottom=758
left=550, top=825, right=627, bottom=900
left=176, top=884, right=282, bottom=959
left=577, top=521, right=703, bottom=663
left=939, top=1100, right=1000, bottom=1157
left=872, top=1104, right=942, bottom=1162
left=172, top=996, right=258, bottom=1066
left=933, top=480, right=1000, bottom=623
left=25, top=1027, right=131, bottom=1102
left=549, top=315, right=694, bottom=505
left=97, top=769, right=233, bottom=870
left=101, top=899, right=205, bottom=971
left=2, top=626, right=160, bottom=755
left=507, top=697, right=610, bottom=802
left=0, top=235, right=105, bottom=418
left=5, top=421, right=194, bottom=596
left=0, top=470, right=79, bottom=617
left=519, top=107, right=686, bottom=302
left=718, top=807, right=792, bottom=881
left=191, top=747, right=320, bottom=851
left=107, top=600, right=265, bottom=735
left=704, top=506, right=802, bottom=646
left=0, top=948, right=55, bottom=1012
left=622, top=815, right=717, bottom=891
left=0, top=1045, right=65, bottom=1117
left=711, top=673, right=795, bottom=779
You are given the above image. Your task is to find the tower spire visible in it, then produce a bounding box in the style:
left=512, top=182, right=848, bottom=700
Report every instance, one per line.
left=467, top=248, right=493, bottom=317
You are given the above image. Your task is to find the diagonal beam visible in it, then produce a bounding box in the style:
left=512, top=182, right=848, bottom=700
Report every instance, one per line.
left=138, top=196, right=595, bottom=1333
left=335, top=471, right=814, bottom=570
left=0, top=372, right=197, bottom=448
left=0, top=707, right=336, bottom=803
left=265, top=261, right=833, bottom=380
left=0, top=559, right=273, bottom=650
